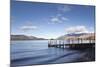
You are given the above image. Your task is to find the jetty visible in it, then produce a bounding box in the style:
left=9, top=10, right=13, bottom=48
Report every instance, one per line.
left=48, top=38, right=95, bottom=49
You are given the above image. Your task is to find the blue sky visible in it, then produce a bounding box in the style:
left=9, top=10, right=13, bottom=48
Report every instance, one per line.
left=11, top=1, right=95, bottom=39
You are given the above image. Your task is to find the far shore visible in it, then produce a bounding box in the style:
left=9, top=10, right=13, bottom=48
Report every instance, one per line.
left=11, top=39, right=48, bottom=41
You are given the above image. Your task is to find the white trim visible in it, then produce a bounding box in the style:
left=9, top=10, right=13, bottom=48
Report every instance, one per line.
left=17, top=0, right=95, bottom=5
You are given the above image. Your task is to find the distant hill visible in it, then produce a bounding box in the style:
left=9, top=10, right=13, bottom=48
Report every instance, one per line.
left=57, top=33, right=95, bottom=40
left=57, top=33, right=85, bottom=40
left=11, top=35, right=47, bottom=40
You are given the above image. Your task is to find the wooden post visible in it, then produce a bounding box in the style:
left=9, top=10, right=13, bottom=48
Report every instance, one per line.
left=72, top=39, right=73, bottom=44
left=51, top=40, right=53, bottom=45
left=78, top=38, right=79, bottom=44
left=90, top=33, right=92, bottom=43
left=54, top=40, right=56, bottom=45
left=63, top=40, right=64, bottom=48
left=55, top=40, right=57, bottom=47
left=48, top=40, right=51, bottom=47
left=63, top=40, right=64, bottom=44
left=81, top=38, right=82, bottom=43
left=89, top=38, right=91, bottom=43
left=59, top=40, right=61, bottom=48
left=69, top=39, right=70, bottom=44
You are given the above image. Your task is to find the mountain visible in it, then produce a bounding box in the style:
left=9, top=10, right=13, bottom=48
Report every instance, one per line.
left=57, top=33, right=85, bottom=40
left=11, top=35, right=46, bottom=40
left=57, top=33, right=95, bottom=40
left=66, top=33, right=87, bottom=36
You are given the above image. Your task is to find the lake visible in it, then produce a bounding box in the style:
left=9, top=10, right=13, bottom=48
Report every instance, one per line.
left=11, top=40, right=95, bottom=67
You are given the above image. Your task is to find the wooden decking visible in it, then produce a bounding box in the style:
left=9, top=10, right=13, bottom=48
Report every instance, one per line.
left=48, top=39, right=95, bottom=49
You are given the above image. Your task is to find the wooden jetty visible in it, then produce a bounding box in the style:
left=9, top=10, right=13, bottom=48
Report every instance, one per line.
left=48, top=38, right=95, bottom=49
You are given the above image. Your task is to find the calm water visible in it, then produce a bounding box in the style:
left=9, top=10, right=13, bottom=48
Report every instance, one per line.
left=11, top=40, right=95, bottom=66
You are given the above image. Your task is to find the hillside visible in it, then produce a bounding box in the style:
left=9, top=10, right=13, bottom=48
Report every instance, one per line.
left=11, top=35, right=46, bottom=40
left=57, top=33, right=95, bottom=40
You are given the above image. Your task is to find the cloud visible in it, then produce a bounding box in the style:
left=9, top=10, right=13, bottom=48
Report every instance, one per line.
left=49, top=15, right=69, bottom=24
left=48, top=5, right=71, bottom=24
left=20, top=25, right=38, bottom=31
left=50, top=17, right=62, bottom=23
left=65, top=26, right=89, bottom=34
left=61, top=17, right=69, bottom=21
left=57, top=5, right=71, bottom=13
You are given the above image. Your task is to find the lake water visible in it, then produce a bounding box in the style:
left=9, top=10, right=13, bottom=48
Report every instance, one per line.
left=11, top=40, right=95, bottom=67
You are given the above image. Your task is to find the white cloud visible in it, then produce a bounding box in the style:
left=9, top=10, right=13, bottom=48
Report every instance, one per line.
left=65, top=26, right=89, bottom=34
left=20, top=25, right=38, bottom=31
left=57, top=5, right=71, bottom=13
left=49, top=15, right=69, bottom=24
left=50, top=17, right=62, bottom=23
left=61, top=17, right=69, bottom=21
left=19, top=21, right=38, bottom=31
left=57, top=13, right=62, bottom=17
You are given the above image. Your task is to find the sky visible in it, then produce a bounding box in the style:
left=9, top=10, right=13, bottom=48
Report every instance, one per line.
left=11, top=0, right=95, bottom=39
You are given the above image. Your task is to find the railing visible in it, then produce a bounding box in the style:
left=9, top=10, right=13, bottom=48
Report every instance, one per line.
left=48, top=39, right=95, bottom=48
